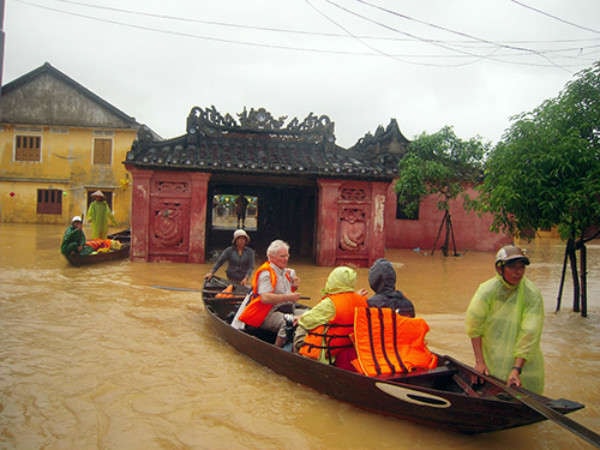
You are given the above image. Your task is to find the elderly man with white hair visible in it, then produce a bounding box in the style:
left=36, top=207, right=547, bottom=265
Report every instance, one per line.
left=238, top=239, right=301, bottom=347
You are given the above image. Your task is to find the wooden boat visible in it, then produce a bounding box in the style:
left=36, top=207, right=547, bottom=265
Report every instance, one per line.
left=202, top=290, right=593, bottom=437
left=65, top=230, right=130, bottom=267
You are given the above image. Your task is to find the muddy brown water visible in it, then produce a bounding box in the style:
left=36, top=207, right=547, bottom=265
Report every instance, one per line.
left=1, top=224, right=599, bottom=449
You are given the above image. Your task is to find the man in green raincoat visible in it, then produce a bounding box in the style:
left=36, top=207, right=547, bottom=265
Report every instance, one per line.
left=465, top=245, right=545, bottom=394
left=86, top=191, right=117, bottom=239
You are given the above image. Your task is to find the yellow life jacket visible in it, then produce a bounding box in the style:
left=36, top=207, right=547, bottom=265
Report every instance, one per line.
left=353, top=307, right=438, bottom=377
left=298, top=292, right=367, bottom=363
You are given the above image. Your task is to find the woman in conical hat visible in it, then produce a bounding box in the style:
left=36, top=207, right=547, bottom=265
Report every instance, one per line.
left=86, top=190, right=116, bottom=239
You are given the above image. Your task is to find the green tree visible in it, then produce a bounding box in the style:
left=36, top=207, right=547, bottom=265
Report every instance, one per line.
left=475, top=61, right=600, bottom=316
left=396, top=126, right=488, bottom=256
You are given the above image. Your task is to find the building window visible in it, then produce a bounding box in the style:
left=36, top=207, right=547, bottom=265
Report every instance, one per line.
left=15, top=135, right=42, bottom=161
left=93, top=138, right=112, bottom=164
left=396, top=193, right=419, bottom=220
left=37, top=189, right=62, bottom=214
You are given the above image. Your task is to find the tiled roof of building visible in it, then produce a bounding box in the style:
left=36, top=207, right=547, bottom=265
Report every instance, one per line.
left=126, top=106, right=410, bottom=181
left=1, top=62, right=141, bottom=129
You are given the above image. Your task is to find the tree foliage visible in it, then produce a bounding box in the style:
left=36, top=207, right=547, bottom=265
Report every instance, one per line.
left=396, top=126, right=488, bottom=214
left=476, top=62, right=600, bottom=240
left=396, top=126, right=488, bottom=254
left=474, top=61, right=600, bottom=315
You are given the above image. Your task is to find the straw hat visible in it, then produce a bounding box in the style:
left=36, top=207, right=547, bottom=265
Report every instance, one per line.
left=91, top=190, right=105, bottom=198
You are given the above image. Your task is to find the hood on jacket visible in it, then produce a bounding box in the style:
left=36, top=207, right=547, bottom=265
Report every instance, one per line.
left=368, top=258, right=396, bottom=294
left=322, top=266, right=357, bottom=295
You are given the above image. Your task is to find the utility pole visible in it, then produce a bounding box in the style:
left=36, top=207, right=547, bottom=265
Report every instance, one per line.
left=0, top=0, right=5, bottom=94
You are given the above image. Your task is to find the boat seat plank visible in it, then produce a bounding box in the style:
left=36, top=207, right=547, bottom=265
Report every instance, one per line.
left=378, top=365, right=458, bottom=383
left=452, top=373, right=481, bottom=397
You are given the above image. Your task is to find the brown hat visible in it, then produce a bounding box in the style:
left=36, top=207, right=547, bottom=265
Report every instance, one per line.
left=91, top=190, right=105, bottom=198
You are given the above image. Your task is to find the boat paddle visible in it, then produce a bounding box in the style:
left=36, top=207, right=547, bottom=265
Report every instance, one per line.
left=447, top=356, right=600, bottom=448
left=152, top=285, right=203, bottom=292
left=151, top=285, right=310, bottom=300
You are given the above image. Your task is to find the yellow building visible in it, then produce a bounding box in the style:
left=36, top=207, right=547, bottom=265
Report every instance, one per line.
left=0, top=62, right=144, bottom=226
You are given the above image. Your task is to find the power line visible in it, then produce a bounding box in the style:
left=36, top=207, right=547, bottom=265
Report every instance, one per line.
left=12, top=0, right=596, bottom=69
left=305, top=0, right=437, bottom=67
left=509, top=0, right=600, bottom=34
left=24, top=0, right=600, bottom=47
left=14, top=0, right=376, bottom=56
left=346, top=0, right=572, bottom=72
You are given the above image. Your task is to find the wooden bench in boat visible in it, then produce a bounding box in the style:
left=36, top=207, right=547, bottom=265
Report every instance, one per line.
left=379, top=365, right=458, bottom=383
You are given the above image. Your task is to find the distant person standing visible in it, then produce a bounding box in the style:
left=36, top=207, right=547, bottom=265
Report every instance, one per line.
left=205, top=229, right=255, bottom=286
left=465, top=245, right=545, bottom=394
left=86, top=190, right=117, bottom=239
left=234, top=194, right=249, bottom=228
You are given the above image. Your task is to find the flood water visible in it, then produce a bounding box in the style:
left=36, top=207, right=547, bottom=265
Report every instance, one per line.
left=1, top=224, right=599, bottom=450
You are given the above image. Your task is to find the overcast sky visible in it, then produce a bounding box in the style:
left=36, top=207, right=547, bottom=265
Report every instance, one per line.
left=4, top=0, right=600, bottom=147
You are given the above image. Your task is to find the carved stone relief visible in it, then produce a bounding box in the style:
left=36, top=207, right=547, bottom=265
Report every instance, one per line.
left=340, top=188, right=367, bottom=202
left=151, top=201, right=185, bottom=249
left=155, top=180, right=190, bottom=194
left=339, top=207, right=366, bottom=252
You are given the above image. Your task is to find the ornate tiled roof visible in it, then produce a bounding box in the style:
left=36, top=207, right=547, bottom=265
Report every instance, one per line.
left=125, top=106, right=409, bottom=180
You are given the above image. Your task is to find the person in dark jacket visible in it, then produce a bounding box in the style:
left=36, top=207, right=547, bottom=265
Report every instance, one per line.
left=205, top=229, right=255, bottom=285
left=367, top=258, right=415, bottom=317
left=60, top=216, right=86, bottom=256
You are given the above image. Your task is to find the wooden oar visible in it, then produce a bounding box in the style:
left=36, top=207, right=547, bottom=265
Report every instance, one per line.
left=152, top=285, right=202, bottom=292
left=447, top=356, right=600, bottom=448
left=151, top=285, right=310, bottom=300
left=487, top=376, right=600, bottom=448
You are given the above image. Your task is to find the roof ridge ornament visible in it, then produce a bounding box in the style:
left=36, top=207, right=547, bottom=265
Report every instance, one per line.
left=238, top=107, right=286, bottom=130
left=185, top=105, right=335, bottom=145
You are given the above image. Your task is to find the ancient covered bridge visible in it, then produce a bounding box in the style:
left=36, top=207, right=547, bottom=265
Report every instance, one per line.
left=124, top=106, right=407, bottom=266
left=124, top=105, right=501, bottom=266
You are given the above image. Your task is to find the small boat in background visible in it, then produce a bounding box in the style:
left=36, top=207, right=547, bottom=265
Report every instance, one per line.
left=65, top=230, right=130, bottom=267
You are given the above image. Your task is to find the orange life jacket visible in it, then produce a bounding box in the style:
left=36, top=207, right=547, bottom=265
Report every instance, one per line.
left=85, top=239, right=112, bottom=250
left=298, top=292, right=367, bottom=363
left=215, top=284, right=234, bottom=298
left=352, top=307, right=438, bottom=377
left=238, top=262, right=292, bottom=327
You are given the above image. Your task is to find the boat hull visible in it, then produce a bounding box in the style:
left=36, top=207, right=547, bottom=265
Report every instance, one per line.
left=64, top=230, right=130, bottom=267
left=203, top=297, right=584, bottom=434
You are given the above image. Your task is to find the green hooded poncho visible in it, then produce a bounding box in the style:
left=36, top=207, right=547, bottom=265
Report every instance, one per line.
left=86, top=200, right=116, bottom=239
left=60, top=224, right=86, bottom=255
left=294, top=266, right=359, bottom=361
left=465, top=273, right=545, bottom=394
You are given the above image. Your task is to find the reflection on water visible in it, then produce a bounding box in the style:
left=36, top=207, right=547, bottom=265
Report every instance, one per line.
left=1, top=224, right=599, bottom=449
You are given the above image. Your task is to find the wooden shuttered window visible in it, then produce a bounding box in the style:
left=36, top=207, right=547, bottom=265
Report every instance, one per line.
left=15, top=135, right=42, bottom=161
left=37, top=189, right=62, bottom=214
left=93, top=138, right=112, bottom=165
